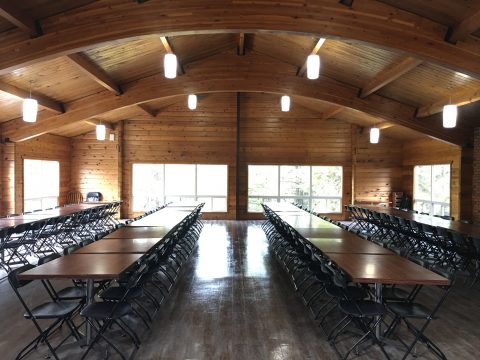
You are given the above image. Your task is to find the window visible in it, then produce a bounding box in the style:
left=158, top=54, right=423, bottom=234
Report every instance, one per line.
left=248, top=165, right=343, bottom=213
left=132, top=164, right=228, bottom=212
left=413, top=164, right=450, bottom=216
left=24, top=159, right=60, bottom=212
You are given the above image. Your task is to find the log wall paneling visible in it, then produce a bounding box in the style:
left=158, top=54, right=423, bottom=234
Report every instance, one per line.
left=402, top=138, right=461, bottom=220
left=237, top=93, right=353, bottom=220
left=14, top=134, right=72, bottom=214
left=121, top=93, right=237, bottom=220
left=460, top=145, right=473, bottom=222
left=71, top=127, right=122, bottom=205
left=353, top=127, right=403, bottom=206
left=0, top=142, right=15, bottom=216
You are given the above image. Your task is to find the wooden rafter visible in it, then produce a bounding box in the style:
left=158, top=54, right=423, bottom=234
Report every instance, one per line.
left=1, top=53, right=468, bottom=146
left=446, top=9, right=480, bottom=44
left=159, top=36, right=185, bottom=75
left=416, top=87, right=480, bottom=118
left=0, top=81, right=63, bottom=113
left=321, top=106, right=343, bottom=120
left=0, top=1, right=41, bottom=36
left=360, top=57, right=422, bottom=98
left=67, top=53, right=122, bottom=95
left=238, top=33, right=245, bottom=56
left=0, top=1, right=479, bottom=77
left=137, top=104, right=157, bottom=118
left=83, top=119, right=113, bottom=130
left=297, top=38, right=326, bottom=77
left=376, top=122, right=394, bottom=130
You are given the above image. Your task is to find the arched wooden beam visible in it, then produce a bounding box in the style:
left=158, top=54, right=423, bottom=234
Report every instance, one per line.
left=1, top=53, right=467, bottom=145
left=0, top=0, right=479, bottom=78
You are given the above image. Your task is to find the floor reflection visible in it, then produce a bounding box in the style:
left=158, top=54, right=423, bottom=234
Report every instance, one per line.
left=195, top=223, right=231, bottom=280
left=245, top=225, right=268, bottom=277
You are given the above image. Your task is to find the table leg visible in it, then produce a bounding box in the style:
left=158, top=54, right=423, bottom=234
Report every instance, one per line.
left=85, top=279, right=94, bottom=345
left=375, top=283, right=383, bottom=339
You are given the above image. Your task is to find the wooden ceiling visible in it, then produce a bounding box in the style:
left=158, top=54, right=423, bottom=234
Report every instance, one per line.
left=0, top=0, right=479, bottom=146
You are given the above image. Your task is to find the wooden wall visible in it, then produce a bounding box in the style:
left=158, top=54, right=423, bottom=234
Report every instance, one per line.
left=402, top=138, right=461, bottom=220
left=238, top=93, right=353, bottom=220
left=13, top=134, right=72, bottom=214
left=121, top=93, right=237, bottom=219
left=353, top=127, right=403, bottom=205
left=0, top=142, right=15, bottom=216
left=71, top=124, right=122, bottom=203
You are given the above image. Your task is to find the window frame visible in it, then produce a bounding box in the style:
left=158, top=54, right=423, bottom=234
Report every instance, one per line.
left=131, top=163, right=228, bottom=212
left=247, top=164, right=343, bottom=213
left=23, top=158, right=60, bottom=212
left=413, top=163, right=451, bottom=216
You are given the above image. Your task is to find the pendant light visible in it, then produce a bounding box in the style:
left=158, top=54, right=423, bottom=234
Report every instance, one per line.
left=188, top=94, right=197, bottom=110
left=23, top=81, right=38, bottom=123
left=307, top=54, right=320, bottom=80
left=370, top=127, right=380, bottom=144
left=164, top=53, right=177, bottom=79
left=96, top=123, right=106, bottom=141
left=443, top=104, right=457, bottom=128
left=281, top=95, right=290, bottom=112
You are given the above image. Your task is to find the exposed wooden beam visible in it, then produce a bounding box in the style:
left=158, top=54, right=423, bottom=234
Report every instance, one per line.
left=0, top=1, right=41, bottom=37
left=360, top=57, right=422, bottom=98
left=416, top=87, right=480, bottom=118
left=321, top=106, right=343, bottom=120
left=238, top=33, right=245, bottom=56
left=297, top=38, right=326, bottom=77
left=83, top=119, right=113, bottom=130
left=0, top=1, right=480, bottom=78
left=67, top=53, right=122, bottom=95
left=376, top=122, right=394, bottom=130
left=137, top=104, right=157, bottom=118
left=1, top=53, right=468, bottom=146
left=0, top=81, right=63, bottom=113
left=446, top=9, right=480, bottom=44
left=159, top=36, right=185, bottom=75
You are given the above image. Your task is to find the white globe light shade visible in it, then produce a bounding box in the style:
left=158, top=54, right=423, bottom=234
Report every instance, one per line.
left=442, top=104, right=457, bottom=128
left=188, top=94, right=197, bottom=110
left=23, top=98, right=38, bottom=123
left=96, top=124, right=106, bottom=141
left=370, top=127, right=380, bottom=144
left=281, top=95, right=290, bottom=112
left=164, top=53, right=177, bottom=79
left=307, top=54, right=320, bottom=80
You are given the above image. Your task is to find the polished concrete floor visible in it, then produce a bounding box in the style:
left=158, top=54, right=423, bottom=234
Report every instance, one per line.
left=1, top=220, right=480, bottom=359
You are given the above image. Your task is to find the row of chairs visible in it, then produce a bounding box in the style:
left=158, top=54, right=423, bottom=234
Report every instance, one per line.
left=263, top=204, right=453, bottom=360
left=127, top=202, right=171, bottom=223
left=0, top=202, right=121, bottom=273
left=346, top=205, right=480, bottom=282
left=9, top=203, right=204, bottom=360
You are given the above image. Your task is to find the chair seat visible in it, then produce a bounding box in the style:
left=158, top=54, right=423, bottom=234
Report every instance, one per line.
left=326, top=285, right=367, bottom=299
left=81, top=302, right=132, bottom=319
left=25, top=301, right=80, bottom=319
left=339, top=300, right=385, bottom=317
left=387, top=302, right=434, bottom=319
left=57, top=286, right=86, bottom=300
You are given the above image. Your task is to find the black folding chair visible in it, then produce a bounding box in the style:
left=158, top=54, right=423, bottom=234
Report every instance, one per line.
left=8, top=264, right=82, bottom=360
left=384, top=269, right=453, bottom=360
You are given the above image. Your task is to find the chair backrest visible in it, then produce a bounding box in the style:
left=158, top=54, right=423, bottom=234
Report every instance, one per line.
left=86, top=192, right=101, bottom=202
left=38, top=253, right=61, bottom=265
left=8, top=264, right=36, bottom=289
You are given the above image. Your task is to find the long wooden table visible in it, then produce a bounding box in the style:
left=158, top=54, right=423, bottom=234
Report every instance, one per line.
left=264, top=202, right=450, bottom=338
left=17, top=204, right=198, bottom=346
left=362, top=205, right=480, bottom=238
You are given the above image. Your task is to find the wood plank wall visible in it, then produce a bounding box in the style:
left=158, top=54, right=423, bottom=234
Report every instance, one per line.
left=402, top=138, right=461, bottom=220
left=238, top=93, right=353, bottom=220
left=0, top=142, right=15, bottom=216
left=121, top=93, right=237, bottom=219
left=353, top=127, right=403, bottom=205
left=71, top=126, right=122, bottom=203
left=13, top=134, right=72, bottom=214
